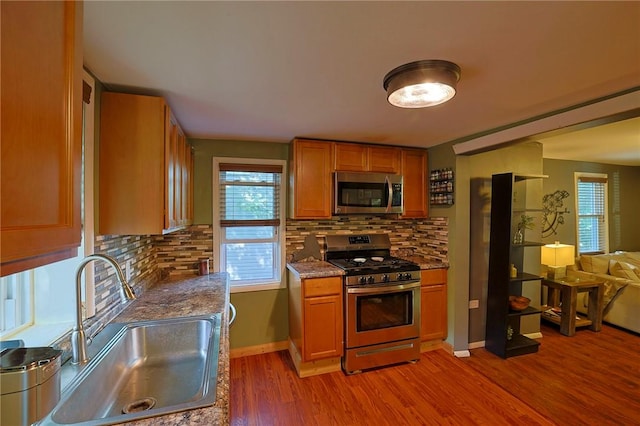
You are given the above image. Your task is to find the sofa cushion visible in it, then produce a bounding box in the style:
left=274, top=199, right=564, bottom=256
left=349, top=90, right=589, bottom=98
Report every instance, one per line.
left=609, top=260, right=640, bottom=281
left=580, top=255, right=610, bottom=274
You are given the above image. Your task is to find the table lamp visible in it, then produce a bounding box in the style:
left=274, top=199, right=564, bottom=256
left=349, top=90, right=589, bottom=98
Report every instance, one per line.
left=541, top=241, right=575, bottom=279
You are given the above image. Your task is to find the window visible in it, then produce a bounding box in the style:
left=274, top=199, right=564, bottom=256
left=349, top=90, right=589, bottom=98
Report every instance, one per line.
left=213, top=158, right=286, bottom=292
left=575, top=173, right=608, bottom=254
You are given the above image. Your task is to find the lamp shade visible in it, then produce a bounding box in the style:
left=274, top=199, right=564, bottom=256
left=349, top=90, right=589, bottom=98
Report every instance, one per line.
left=541, top=242, right=575, bottom=267
left=383, top=60, right=461, bottom=108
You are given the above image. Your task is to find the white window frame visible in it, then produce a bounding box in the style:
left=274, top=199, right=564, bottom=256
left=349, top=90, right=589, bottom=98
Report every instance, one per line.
left=574, top=172, right=609, bottom=254
left=212, top=157, right=286, bottom=293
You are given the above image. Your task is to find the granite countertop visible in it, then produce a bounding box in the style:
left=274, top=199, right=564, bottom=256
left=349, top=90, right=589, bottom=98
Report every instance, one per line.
left=286, top=256, right=448, bottom=278
left=112, top=272, right=230, bottom=426
left=286, top=260, right=344, bottom=279
left=400, top=254, right=449, bottom=270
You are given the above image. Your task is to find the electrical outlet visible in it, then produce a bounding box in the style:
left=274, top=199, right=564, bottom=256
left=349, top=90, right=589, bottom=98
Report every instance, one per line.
left=469, top=299, right=480, bottom=309
left=125, top=260, right=133, bottom=281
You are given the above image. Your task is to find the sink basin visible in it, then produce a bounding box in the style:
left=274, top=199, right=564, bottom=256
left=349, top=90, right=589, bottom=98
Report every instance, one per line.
left=37, top=314, right=221, bottom=426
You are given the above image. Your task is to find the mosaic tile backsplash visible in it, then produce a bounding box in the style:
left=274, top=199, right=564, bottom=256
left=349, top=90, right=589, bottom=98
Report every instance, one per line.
left=53, top=217, right=446, bottom=359
left=286, top=216, right=448, bottom=262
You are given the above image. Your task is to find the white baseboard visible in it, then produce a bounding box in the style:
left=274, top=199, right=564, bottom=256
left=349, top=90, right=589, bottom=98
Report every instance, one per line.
left=523, top=332, right=543, bottom=339
left=468, top=340, right=485, bottom=349
left=454, top=350, right=471, bottom=358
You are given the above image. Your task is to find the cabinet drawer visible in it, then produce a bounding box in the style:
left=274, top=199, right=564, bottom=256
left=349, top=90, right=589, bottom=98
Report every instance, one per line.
left=421, top=268, right=447, bottom=286
left=303, top=277, right=342, bottom=298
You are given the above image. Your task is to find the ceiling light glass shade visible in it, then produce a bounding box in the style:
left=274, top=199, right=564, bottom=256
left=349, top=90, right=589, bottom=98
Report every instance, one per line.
left=383, top=60, right=461, bottom=108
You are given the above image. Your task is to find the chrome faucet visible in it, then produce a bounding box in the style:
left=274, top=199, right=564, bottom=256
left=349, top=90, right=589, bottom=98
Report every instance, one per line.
left=71, top=254, right=136, bottom=364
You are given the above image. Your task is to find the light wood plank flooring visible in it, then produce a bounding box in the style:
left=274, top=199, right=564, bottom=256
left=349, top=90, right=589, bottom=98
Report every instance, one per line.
left=230, top=323, right=640, bottom=425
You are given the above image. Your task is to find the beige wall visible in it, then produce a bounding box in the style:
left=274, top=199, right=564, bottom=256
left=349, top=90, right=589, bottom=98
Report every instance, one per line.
left=542, top=159, right=640, bottom=252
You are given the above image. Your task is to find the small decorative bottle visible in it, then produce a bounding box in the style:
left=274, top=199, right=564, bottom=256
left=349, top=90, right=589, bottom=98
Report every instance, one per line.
left=513, top=228, right=524, bottom=244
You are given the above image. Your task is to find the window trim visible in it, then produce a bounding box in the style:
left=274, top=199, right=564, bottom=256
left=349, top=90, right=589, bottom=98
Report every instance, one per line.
left=574, top=172, right=609, bottom=255
left=212, top=157, right=287, bottom=293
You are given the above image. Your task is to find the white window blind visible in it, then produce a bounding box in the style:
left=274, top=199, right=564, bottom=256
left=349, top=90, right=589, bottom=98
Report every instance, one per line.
left=218, top=163, right=283, bottom=285
left=576, top=174, right=608, bottom=254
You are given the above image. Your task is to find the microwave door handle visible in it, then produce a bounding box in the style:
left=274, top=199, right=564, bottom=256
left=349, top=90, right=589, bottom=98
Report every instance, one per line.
left=385, top=175, right=392, bottom=212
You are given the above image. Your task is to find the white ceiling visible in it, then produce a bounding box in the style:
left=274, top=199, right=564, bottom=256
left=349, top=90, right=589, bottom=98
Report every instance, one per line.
left=83, top=1, right=640, bottom=165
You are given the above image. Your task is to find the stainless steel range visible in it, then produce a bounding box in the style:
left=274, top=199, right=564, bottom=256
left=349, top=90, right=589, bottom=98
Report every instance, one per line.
left=325, top=234, right=421, bottom=374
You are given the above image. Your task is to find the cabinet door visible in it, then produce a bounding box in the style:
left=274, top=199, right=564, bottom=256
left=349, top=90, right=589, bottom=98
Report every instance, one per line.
left=334, top=143, right=368, bottom=171
left=180, top=129, right=190, bottom=226
left=369, top=146, right=401, bottom=174
left=1, top=1, right=83, bottom=275
left=303, top=294, right=343, bottom=360
left=421, top=284, right=447, bottom=340
left=100, top=93, right=166, bottom=235
left=290, top=139, right=333, bottom=218
left=401, top=149, right=428, bottom=218
left=166, top=113, right=178, bottom=230
left=421, top=269, right=447, bottom=340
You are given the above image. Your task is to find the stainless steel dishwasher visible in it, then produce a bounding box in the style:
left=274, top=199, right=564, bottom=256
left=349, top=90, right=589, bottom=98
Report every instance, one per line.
left=1, top=347, right=62, bottom=426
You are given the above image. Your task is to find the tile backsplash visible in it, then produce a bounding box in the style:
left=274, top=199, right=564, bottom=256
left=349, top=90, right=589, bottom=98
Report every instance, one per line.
left=52, top=217, right=447, bottom=358
left=286, top=216, right=448, bottom=262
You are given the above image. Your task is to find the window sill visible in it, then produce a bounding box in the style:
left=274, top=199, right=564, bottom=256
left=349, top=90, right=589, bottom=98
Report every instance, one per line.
left=3, top=322, right=73, bottom=347
left=230, top=281, right=285, bottom=293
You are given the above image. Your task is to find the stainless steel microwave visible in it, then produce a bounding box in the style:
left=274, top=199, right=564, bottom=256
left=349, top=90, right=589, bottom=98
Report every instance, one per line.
left=334, top=172, right=403, bottom=214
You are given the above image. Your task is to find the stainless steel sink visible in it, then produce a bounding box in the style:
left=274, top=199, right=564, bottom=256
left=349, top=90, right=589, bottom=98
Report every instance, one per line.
left=37, top=314, right=221, bottom=426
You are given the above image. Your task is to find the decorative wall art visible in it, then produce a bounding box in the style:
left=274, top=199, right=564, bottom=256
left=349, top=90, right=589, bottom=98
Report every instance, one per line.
left=542, top=189, right=570, bottom=238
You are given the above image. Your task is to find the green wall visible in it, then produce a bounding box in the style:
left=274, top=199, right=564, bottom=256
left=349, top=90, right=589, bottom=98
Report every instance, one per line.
left=191, top=139, right=289, bottom=224
left=542, top=159, right=640, bottom=251
left=429, top=141, right=545, bottom=351
left=190, top=138, right=290, bottom=349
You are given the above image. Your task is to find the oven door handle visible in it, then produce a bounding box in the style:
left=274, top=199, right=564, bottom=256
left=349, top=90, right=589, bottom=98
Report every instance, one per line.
left=347, top=281, right=421, bottom=294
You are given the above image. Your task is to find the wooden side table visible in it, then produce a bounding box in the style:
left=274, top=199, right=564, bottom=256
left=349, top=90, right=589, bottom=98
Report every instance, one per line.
left=541, top=278, right=604, bottom=336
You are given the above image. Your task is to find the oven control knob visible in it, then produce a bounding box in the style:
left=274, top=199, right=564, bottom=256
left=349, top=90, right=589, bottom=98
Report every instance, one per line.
left=397, top=273, right=404, bottom=281
left=359, top=276, right=367, bottom=285
left=381, top=274, right=389, bottom=283
left=367, top=276, right=375, bottom=284
left=404, top=273, right=413, bottom=280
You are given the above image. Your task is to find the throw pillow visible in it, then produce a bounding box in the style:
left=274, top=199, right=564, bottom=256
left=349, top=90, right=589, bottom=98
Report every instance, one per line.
left=609, top=260, right=640, bottom=281
left=580, top=255, right=609, bottom=274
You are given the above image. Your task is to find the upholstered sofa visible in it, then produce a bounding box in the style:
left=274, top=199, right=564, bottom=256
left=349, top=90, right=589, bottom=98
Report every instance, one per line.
left=566, top=251, right=640, bottom=334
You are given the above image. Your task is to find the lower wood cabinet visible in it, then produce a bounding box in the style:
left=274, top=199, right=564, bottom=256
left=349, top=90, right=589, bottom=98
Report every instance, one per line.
left=421, top=269, right=448, bottom=341
left=288, top=272, right=343, bottom=377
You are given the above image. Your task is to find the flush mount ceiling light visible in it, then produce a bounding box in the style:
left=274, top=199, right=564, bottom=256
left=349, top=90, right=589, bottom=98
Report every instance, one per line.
left=383, top=60, right=461, bottom=108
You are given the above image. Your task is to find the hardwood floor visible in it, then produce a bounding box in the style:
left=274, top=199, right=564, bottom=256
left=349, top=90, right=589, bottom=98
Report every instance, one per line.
left=230, top=323, right=640, bottom=425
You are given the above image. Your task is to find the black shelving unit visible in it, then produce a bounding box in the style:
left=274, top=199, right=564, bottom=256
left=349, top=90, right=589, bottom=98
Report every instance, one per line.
left=485, top=172, right=546, bottom=358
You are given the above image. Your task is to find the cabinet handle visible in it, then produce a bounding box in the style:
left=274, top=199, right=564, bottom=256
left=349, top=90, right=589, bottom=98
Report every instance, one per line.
left=229, top=302, right=237, bottom=326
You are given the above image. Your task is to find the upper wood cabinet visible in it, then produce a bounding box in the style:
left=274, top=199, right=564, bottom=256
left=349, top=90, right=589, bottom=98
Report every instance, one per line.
left=289, top=139, right=333, bottom=219
left=401, top=149, right=428, bottom=218
left=334, top=142, right=400, bottom=174
left=1, top=1, right=83, bottom=276
left=99, top=92, right=193, bottom=235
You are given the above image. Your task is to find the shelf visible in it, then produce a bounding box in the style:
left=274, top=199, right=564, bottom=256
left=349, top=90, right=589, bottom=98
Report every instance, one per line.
left=513, top=208, right=544, bottom=213
left=540, top=307, right=593, bottom=328
left=514, top=174, right=549, bottom=181
left=512, top=241, right=545, bottom=248
left=430, top=168, right=454, bottom=206
left=505, top=334, right=540, bottom=357
left=509, top=272, right=542, bottom=282
left=508, top=306, right=541, bottom=317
